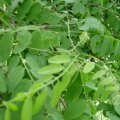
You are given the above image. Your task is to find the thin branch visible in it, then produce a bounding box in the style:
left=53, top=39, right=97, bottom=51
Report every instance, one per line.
left=19, top=53, right=34, bottom=83
left=67, top=19, right=75, bottom=48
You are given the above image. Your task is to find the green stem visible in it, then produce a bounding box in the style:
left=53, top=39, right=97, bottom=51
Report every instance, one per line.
left=19, top=53, right=34, bottom=83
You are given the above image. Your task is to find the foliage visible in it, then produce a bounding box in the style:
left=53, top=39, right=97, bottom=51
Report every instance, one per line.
left=0, top=0, right=120, bottom=120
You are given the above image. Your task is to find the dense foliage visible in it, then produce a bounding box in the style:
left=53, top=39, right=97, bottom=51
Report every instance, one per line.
left=0, top=0, right=120, bottom=120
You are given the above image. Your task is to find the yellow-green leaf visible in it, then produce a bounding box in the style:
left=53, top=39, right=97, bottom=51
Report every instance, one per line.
left=48, top=55, right=70, bottom=64
left=8, top=103, right=18, bottom=111
left=33, top=90, right=48, bottom=115
left=93, top=70, right=106, bottom=79
left=21, top=96, right=33, bottom=120
left=100, top=77, right=114, bottom=85
left=4, top=108, right=11, bottom=120
left=51, top=72, right=72, bottom=108
left=83, top=62, right=95, bottom=73
left=38, top=64, right=64, bottom=75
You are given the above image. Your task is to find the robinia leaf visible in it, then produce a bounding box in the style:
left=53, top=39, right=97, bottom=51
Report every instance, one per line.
left=114, top=104, right=120, bottom=115
left=7, top=66, right=25, bottom=92
left=72, top=2, right=86, bottom=14
left=93, top=70, right=106, bottom=79
left=51, top=72, right=72, bottom=108
left=0, top=32, right=13, bottom=63
left=83, top=62, right=95, bottom=73
left=13, top=30, right=31, bottom=53
left=106, top=112, right=119, bottom=120
left=48, top=55, right=70, bottom=64
left=16, top=0, right=32, bottom=21
left=33, top=90, right=48, bottom=115
left=38, top=64, right=64, bottom=75
left=21, top=96, right=33, bottom=120
left=0, top=72, right=6, bottom=92
left=8, top=103, right=18, bottom=111
left=100, top=77, right=114, bottom=85
left=105, top=85, right=119, bottom=92
left=4, top=108, right=11, bottom=120
left=64, top=99, right=87, bottom=119
left=65, top=0, right=75, bottom=3
left=85, top=81, right=97, bottom=90
left=9, top=0, right=22, bottom=13
left=80, top=17, right=104, bottom=34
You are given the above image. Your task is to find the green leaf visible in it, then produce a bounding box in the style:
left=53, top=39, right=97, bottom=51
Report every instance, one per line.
left=37, top=74, right=53, bottom=83
left=9, top=0, right=22, bottom=13
left=13, top=30, right=31, bottom=53
left=100, top=36, right=114, bottom=56
left=0, top=33, right=13, bottom=63
left=85, top=81, right=97, bottom=90
left=38, top=64, right=64, bottom=75
left=72, top=2, right=86, bottom=14
left=88, top=100, right=96, bottom=115
left=15, top=92, right=26, bottom=102
left=0, top=108, right=4, bottom=120
left=27, top=3, right=42, bottom=22
left=106, top=112, right=120, bottom=120
left=114, top=40, right=120, bottom=58
left=48, top=14, right=60, bottom=27
left=26, top=54, right=47, bottom=70
left=8, top=55, right=20, bottom=72
left=93, top=70, right=106, bottom=79
left=79, top=17, right=104, bottom=34
left=90, top=35, right=103, bottom=54
left=33, top=90, right=48, bottom=115
left=29, top=82, right=43, bottom=93
left=0, top=71, right=6, bottom=92
left=105, top=85, right=119, bottom=92
left=4, top=108, right=11, bottom=120
left=11, top=79, right=32, bottom=98
left=21, top=96, right=33, bottom=120
left=16, top=0, right=33, bottom=21
left=64, top=99, right=87, bottom=119
left=48, top=55, right=70, bottom=64
left=114, top=104, right=120, bottom=116
left=7, top=66, right=25, bottom=92
left=30, top=30, right=50, bottom=50
left=8, top=103, right=18, bottom=111
left=73, top=115, right=90, bottom=120
left=51, top=72, right=72, bottom=107
left=51, top=111, right=64, bottom=120
left=100, top=77, right=114, bottom=85
left=64, top=74, right=82, bottom=103
left=51, top=82, right=61, bottom=108
left=65, top=0, right=75, bottom=3
left=83, top=62, right=95, bottom=73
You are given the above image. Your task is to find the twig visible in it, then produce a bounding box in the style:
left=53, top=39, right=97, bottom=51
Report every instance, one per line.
left=19, top=53, right=34, bottom=83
